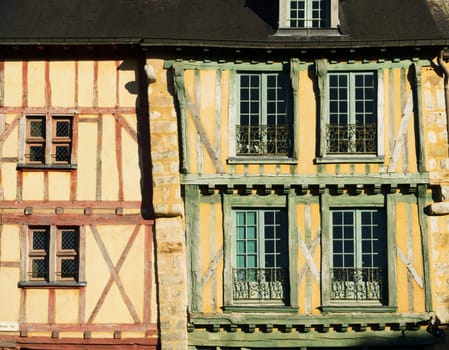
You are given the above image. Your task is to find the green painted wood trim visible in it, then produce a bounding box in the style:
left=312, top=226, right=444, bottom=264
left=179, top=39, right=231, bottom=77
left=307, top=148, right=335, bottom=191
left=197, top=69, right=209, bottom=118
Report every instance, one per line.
left=186, top=184, right=202, bottom=311
left=222, top=194, right=233, bottom=306
left=288, top=188, right=299, bottom=308
left=315, top=156, right=385, bottom=164
left=173, top=62, right=190, bottom=173
left=181, top=172, right=430, bottom=186
left=189, top=311, right=432, bottom=325
left=223, top=306, right=299, bottom=313
left=228, top=194, right=287, bottom=207
left=188, top=328, right=439, bottom=348
left=290, top=58, right=300, bottom=160
left=320, top=189, right=330, bottom=306
left=387, top=192, right=398, bottom=308
left=227, top=156, right=298, bottom=164
left=316, top=59, right=328, bottom=159
left=377, top=66, right=386, bottom=158
left=325, top=59, right=432, bottom=70
left=418, top=184, right=432, bottom=312
left=327, top=193, right=384, bottom=206
left=164, top=59, right=432, bottom=71
left=320, top=306, right=397, bottom=313
left=413, top=62, right=426, bottom=173
left=167, top=61, right=286, bottom=71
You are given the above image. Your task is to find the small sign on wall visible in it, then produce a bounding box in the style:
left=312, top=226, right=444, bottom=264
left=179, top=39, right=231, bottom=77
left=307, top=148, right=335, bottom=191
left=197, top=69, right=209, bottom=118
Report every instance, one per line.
left=0, top=322, right=19, bottom=331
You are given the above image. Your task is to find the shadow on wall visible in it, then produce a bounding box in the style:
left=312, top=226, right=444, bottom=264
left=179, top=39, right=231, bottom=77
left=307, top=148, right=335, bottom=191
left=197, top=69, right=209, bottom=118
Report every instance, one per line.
left=118, top=57, right=154, bottom=220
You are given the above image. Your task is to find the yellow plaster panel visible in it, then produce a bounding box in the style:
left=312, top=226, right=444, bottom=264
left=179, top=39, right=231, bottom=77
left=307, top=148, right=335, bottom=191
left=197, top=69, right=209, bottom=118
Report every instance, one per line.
left=298, top=70, right=316, bottom=174
left=118, top=228, right=145, bottom=321
left=121, top=121, right=140, bottom=201
left=98, top=61, right=117, bottom=108
left=25, top=289, right=49, bottom=323
left=2, top=115, right=19, bottom=158
left=22, top=172, right=44, bottom=200
left=93, top=283, right=135, bottom=323
left=220, top=70, right=230, bottom=173
left=84, top=226, right=110, bottom=320
left=48, top=172, right=71, bottom=200
left=100, top=115, right=119, bottom=200
left=1, top=225, right=20, bottom=261
left=55, top=289, right=79, bottom=323
left=199, top=70, right=217, bottom=174
left=28, top=61, right=46, bottom=107
left=50, top=61, right=75, bottom=107
left=118, top=60, right=138, bottom=107
left=2, top=163, right=17, bottom=201
left=3, top=62, right=23, bottom=107
left=0, top=268, right=20, bottom=322
left=77, top=61, right=94, bottom=107
left=77, top=117, right=98, bottom=200
left=184, top=70, right=198, bottom=174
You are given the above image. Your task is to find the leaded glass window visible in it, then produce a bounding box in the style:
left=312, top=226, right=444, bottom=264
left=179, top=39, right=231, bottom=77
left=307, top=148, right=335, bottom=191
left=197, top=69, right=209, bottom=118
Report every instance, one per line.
left=289, top=0, right=330, bottom=28
left=25, top=115, right=73, bottom=165
left=330, top=208, right=387, bottom=303
left=236, top=72, right=291, bottom=156
left=327, top=71, right=377, bottom=154
left=27, top=226, right=79, bottom=282
left=233, top=209, right=289, bottom=303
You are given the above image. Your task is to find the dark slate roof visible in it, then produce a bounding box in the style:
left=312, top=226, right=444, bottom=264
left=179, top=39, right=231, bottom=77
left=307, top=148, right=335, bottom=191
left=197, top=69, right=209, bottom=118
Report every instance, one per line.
left=1, top=0, right=449, bottom=48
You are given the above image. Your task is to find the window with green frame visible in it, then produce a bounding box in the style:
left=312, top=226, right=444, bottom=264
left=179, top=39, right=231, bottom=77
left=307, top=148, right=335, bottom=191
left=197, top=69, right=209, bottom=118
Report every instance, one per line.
left=327, top=71, right=377, bottom=154
left=233, top=209, right=289, bottom=304
left=236, top=71, right=292, bottom=156
left=330, top=208, right=387, bottom=304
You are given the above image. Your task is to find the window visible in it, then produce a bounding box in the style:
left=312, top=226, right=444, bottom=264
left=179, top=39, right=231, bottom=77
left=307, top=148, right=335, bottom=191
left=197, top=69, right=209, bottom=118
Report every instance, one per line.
left=330, top=208, right=387, bottom=304
left=289, top=0, right=330, bottom=28
left=233, top=209, right=289, bottom=304
left=27, top=226, right=80, bottom=284
left=327, top=72, right=377, bottom=154
left=236, top=72, right=292, bottom=156
left=24, top=115, right=73, bottom=166
left=278, top=0, right=339, bottom=31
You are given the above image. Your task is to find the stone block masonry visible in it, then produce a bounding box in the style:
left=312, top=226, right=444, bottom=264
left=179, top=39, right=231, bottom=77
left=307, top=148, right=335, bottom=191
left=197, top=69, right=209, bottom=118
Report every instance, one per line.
left=147, top=59, right=188, bottom=349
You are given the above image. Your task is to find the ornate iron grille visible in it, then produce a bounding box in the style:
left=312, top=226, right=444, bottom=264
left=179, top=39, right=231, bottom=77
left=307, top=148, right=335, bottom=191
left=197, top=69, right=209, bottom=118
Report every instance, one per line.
left=330, top=267, right=385, bottom=301
left=233, top=267, right=287, bottom=301
left=326, top=123, right=377, bottom=153
left=236, top=125, right=290, bottom=155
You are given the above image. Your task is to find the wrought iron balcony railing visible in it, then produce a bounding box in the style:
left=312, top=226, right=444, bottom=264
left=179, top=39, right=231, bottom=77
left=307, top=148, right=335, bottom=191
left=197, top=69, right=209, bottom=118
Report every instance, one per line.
left=330, top=267, right=385, bottom=302
left=233, top=267, right=288, bottom=301
left=236, top=124, right=291, bottom=155
left=326, top=123, right=377, bottom=154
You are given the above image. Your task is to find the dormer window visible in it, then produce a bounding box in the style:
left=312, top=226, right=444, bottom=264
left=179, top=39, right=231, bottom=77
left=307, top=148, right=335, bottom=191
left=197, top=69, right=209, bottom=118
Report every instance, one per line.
left=289, top=0, right=329, bottom=28
left=278, top=0, right=339, bottom=32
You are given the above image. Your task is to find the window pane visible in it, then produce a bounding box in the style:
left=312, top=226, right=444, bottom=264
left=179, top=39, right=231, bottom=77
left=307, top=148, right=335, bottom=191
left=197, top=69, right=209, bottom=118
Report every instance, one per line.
left=32, top=229, right=48, bottom=250
left=29, top=118, right=45, bottom=138
left=60, top=259, right=77, bottom=279
left=55, top=120, right=71, bottom=137
left=31, top=258, right=48, bottom=279
left=29, top=145, right=45, bottom=163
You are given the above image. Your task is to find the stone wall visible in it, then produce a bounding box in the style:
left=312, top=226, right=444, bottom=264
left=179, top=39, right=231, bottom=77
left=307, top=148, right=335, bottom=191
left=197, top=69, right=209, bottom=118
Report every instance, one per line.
left=147, top=58, right=188, bottom=350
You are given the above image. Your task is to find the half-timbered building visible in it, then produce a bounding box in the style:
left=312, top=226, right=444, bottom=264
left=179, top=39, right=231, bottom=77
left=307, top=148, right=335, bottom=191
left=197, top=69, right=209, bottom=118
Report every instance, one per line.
left=2, top=1, right=449, bottom=350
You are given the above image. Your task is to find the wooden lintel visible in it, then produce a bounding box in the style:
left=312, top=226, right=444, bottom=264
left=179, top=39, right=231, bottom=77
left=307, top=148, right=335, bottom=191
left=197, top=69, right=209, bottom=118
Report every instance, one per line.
left=1, top=213, right=153, bottom=225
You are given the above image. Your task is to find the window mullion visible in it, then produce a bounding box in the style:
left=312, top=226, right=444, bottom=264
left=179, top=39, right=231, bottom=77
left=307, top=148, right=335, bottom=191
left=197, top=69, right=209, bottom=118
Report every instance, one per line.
left=48, top=226, right=56, bottom=282
left=45, top=114, right=52, bottom=165
left=258, top=211, right=265, bottom=268
left=354, top=210, right=363, bottom=269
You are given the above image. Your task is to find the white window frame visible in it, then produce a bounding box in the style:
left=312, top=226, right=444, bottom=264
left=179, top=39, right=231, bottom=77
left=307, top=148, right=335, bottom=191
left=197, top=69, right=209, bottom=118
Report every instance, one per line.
left=279, top=0, right=339, bottom=30
left=316, top=60, right=385, bottom=163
